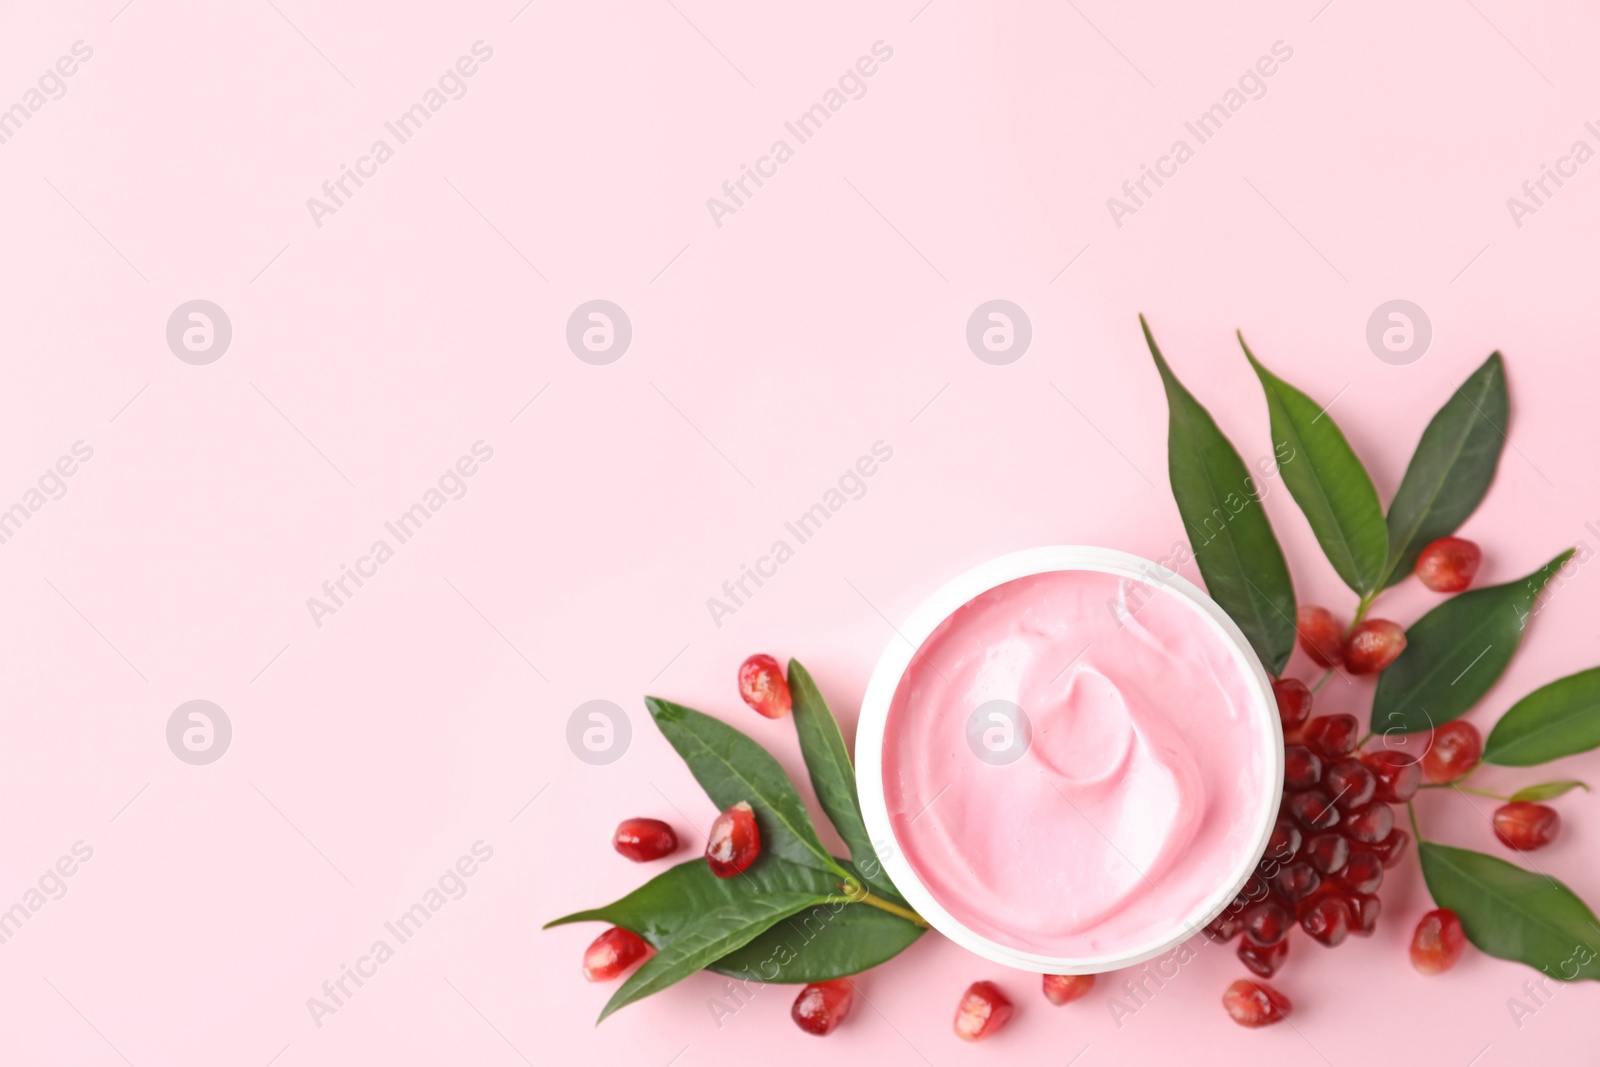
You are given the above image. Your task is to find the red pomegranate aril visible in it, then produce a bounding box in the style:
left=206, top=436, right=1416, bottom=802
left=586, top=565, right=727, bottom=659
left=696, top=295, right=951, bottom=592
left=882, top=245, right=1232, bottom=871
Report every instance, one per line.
left=1223, top=979, right=1292, bottom=1028
left=582, top=927, right=651, bottom=981
left=1411, top=909, right=1467, bottom=974
left=1204, top=909, right=1245, bottom=943
left=1042, top=973, right=1095, bottom=1006
left=953, top=981, right=1013, bottom=1042
left=1297, top=606, right=1345, bottom=668
left=612, top=817, right=678, bottom=862
left=1272, top=678, right=1313, bottom=730
left=1350, top=893, right=1381, bottom=936
left=1284, top=746, right=1323, bottom=790
left=1305, top=714, right=1360, bottom=759
left=792, top=978, right=854, bottom=1035
left=1324, top=759, right=1376, bottom=810
left=1288, top=790, right=1341, bottom=832
left=1493, top=802, right=1560, bottom=851
left=1304, top=832, right=1350, bottom=875
left=1340, top=801, right=1395, bottom=844
left=1335, top=849, right=1384, bottom=895
left=1370, top=827, right=1410, bottom=868
left=1345, top=619, right=1407, bottom=675
left=737, top=654, right=792, bottom=718
left=1363, top=750, right=1422, bottom=803
left=705, top=801, right=761, bottom=878
left=1422, top=721, right=1482, bottom=784
left=1300, top=894, right=1352, bottom=947
left=1266, top=816, right=1303, bottom=863
left=1244, top=899, right=1294, bottom=947
left=1416, top=536, right=1482, bottom=593
left=1269, top=860, right=1321, bottom=902
left=1237, top=936, right=1289, bottom=978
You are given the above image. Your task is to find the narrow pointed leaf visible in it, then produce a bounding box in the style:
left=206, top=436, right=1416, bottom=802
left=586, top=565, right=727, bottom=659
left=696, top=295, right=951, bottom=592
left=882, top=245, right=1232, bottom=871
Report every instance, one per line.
left=1510, top=780, right=1589, bottom=803
left=1382, top=353, right=1508, bottom=588
left=1419, top=842, right=1600, bottom=981
left=1143, top=317, right=1296, bottom=674
left=1372, top=550, right=1575, bottom=734
left=1484, top=667, right=1600, bottom=767
left=1241, top=336, right=1388, bottom=595
left=713, top=903, right=924, bottom=983
left=597, top=893, right=830, bottom=1022
left=646, top=697, right=840, bottom=876
left=787, top=659, right=900, bottom=898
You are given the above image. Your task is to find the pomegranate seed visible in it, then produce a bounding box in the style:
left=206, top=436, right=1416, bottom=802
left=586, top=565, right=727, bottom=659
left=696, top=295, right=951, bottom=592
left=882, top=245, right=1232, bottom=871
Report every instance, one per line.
left=1493, top=802, right=1560, bottom=851
left=1243, top=899, right=1294, bottom=947
left=1297, top=606, right=1345, bottom=668
left=1363, top=750, right=1422, bottom=803
left=1041, top=973, right=1095, bottom=1006
left=1349, top=893, right=1381, bottom=936
left=1237, top=936, right=1289, bottom=978
left=1288, top=790, right=1341, bottom=832
left=1204, top=909, right=1245, bottom=943
left=953, top=981, right=1013, bottom=1042
left=1300, top=894, right=1352, bottom=946
left=582, top=927, right=651, bottom=981
left=1304, top=832, right=1349, bottom=875
left=705, top=801, right=761, bottom=878
left=1411, top=909, right=1467, bottom=974
left=1270, top=860, right=1321, bottom=902
left=1340, top=801, right=1395, bottom=844
left=737, top=654, right=792, bottom=718
left=1422, top=722, right=1482, bottom=784
left=612, top=818, right=678, bottom=862
left=1416, top=536, right=1482, bottom=593
left=792, top=978, right=854, bottom=1035
left=1284, top=746, right=1323, bottom=790
left=1272, top=678, right=1313, bottom=730
left=1305, top=715, right=1360, bottom=759
left=1223, top=979, right=1292, bottom=1028
left=1335, top=849, right=1384, bottom=895
left=1370, top=828, right=1410, bottom=868
left=1344, top=619, right=1407, bottom=675
left=1266, top=816, right=1303, bottom=863
left=1324, top=759, right=1376, bottom=810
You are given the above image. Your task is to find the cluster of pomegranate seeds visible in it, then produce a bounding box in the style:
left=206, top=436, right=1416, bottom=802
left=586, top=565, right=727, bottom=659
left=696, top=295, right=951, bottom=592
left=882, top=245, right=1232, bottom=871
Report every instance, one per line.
left=953, top=981, right=1013, bottom=1041
left=1345, top=619, right=1407, bottom=675
left=1421, top=721, right=1482, bottom=784
left=792, top=979, right=855, bottom=1035
left=737, top=654, right=792, bottom=719
left=1415, top=536, right=1482, bottom=593
left=582, top=927, right=652, bottom=981
left=1410, top=909, right=1467, bottom=974
left=1222, top=979, right=1292, bottom=1027
left=1214, top=680, right=1426, bottom=1023
left=705, top=801, right=761, bottom=878
left=1493, top=801, right=1560, bottom=851
left=612, top=817, right=678, bottom=862
left=1041, top=973, right=1094, bottom=1005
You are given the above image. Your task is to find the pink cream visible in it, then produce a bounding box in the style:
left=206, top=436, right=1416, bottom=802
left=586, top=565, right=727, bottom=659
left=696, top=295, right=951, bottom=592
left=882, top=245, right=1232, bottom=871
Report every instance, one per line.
left=881, top=569, right=1274, bottom=959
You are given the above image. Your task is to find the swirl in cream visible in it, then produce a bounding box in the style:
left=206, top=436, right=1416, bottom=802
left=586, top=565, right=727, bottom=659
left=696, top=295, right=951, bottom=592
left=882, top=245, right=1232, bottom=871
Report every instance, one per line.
left=881, top=569, right=1274, bottom=958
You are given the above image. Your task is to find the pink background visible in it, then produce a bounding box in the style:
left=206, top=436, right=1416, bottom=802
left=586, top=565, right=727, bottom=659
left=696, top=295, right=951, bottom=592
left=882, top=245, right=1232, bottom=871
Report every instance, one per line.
left=3, top=0, right=1598, bottom=1064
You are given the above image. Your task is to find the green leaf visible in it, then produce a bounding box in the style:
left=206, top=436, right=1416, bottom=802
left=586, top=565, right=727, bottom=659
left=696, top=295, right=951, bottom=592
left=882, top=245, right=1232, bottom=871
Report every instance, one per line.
left=787, top=660, right=900, bottom=899
left=1371, top=550, right=1575, bottom=734
left=1419, top=842, right=1600, bottom=981
left=1510, top=780, right=1590, bottom=803
left=597, top=893, right=831, bottom=1022
left=1240, top=335, right=1389, bottom=595
left=1484, top=668, right=1600, bottom=767
left=713, top=901, right=925, bottom=983
left=646, top=697, right=842, bottom=877
left=1143, top=316, right=1297, bottom=675
left=545, top=855, right=922, bottom=983
left=1381, top=353, right=1508, bottom=589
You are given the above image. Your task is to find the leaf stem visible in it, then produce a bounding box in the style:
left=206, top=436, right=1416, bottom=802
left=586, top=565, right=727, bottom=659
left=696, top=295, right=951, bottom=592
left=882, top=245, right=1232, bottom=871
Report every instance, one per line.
left=1419, top=783, right=1509, bottom=800
left=1310, top=668, right=1336, bottom=694
left=1352, top=591, right=1377, bottom=627
left=1355, top=731, right=1374, bottom=749
left=843, top=884, right=930, bottom=928
left=1406, top=800, right=1424, bottom=842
